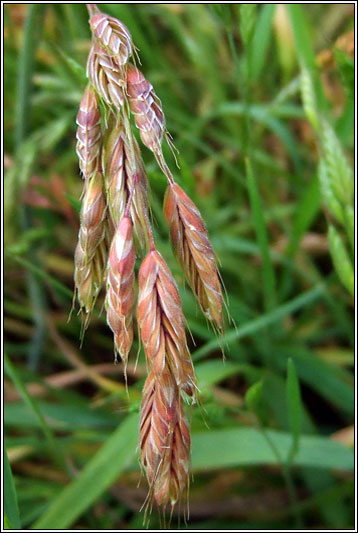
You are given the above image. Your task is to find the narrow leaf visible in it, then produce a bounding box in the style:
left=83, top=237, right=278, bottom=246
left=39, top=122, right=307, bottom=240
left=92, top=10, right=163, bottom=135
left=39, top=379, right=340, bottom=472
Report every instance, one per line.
left=32, top=413, right=139, bottom=529
left=4, top=447, right=21, bottom=529
left=191, top=428, right=353, bottom=472
left=286, top=358, right=302, bottom=462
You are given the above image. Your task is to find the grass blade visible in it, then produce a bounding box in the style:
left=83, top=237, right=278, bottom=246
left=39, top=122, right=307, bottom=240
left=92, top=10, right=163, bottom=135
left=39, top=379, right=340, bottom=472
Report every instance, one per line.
left=251, top=4, right=275, bottom=80
left=245, top=157, right=276, bottom=311
left=192, top=284, right=324, bottom=361
left=287, top=4, right=326, bottom=109
left=191, top=427, right=353, bottom=472
left=4, top=447, right=21, bottom=529
left=5, top=251, right=73, bottom=299
left=286, top=358, right=302, bottom=463
left=4, top=352, right=67, bottom=474
left=31, top=413, right=139, bottom=529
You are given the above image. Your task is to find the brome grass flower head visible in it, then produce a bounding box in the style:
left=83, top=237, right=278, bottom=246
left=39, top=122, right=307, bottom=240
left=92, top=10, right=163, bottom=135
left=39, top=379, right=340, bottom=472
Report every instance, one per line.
left=72, top=3, right=225, bottom=519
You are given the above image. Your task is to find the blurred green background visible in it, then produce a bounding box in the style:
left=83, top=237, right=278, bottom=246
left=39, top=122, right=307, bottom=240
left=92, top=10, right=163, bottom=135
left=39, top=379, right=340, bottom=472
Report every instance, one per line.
left=4, top=3, right=354, bottom=530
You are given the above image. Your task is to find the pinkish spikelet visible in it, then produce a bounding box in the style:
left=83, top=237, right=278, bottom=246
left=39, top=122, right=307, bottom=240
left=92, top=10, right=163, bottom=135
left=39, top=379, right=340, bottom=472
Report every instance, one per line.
left=101, top=116, right=150, bottom=252
left=87, top=45, right=125, bottom=110
left=106, top=215, right=135, bottom=368
left=90, top=12, right=133, bottom=65
left=74, top=171, right=108, bottom=324
left=126, top=64, right=166, bottom=158
left=137, top=249, right=197, bottom=396
left=76, top=85, right=102, bottom=180
left=140, top=370, right=190, bottom=509
left=164, top=182, right=223, bottom=331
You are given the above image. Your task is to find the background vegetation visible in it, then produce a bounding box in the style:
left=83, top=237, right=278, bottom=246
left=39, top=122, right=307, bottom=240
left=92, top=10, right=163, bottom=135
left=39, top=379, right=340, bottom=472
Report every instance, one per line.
left=4, top=4, right=354, bottom=530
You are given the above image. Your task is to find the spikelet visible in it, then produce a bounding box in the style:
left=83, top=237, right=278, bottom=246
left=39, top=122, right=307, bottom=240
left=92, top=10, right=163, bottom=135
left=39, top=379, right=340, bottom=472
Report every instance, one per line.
left=87, top=44, right=125, bottom=110
left=101, top=115, right=149, bottom=252
left=137, top=249, right=197, bottom=396
left=126, top=64, right=169, bottom=174
left=74, top=171, right=107, bottom=325
left=140, top=370, right=190, bottom=509
left=106, top=214, right=134, bottom=370
left=163, top=182, right=223, bottom=331
left=76, top=84, right=102, bottom=180
left=89, top=12, right=133, bottom=66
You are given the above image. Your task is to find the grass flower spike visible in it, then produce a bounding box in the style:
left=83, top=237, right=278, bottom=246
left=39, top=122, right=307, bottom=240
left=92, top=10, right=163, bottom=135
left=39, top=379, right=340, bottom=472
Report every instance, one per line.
left=72, top=3, right=224, bottom=518
left=126, top=64, right=166, bottom=158
left=76, top=85, right=102, bottom=180
left=74, top=171, right=107, bottom=328
left=106, top=213, right=135, bottom=373
left=164, top=182, right=223, bottom=332
left=140, top=370, right=190, bottom=510
left=138, top=249, right=197, bottom=396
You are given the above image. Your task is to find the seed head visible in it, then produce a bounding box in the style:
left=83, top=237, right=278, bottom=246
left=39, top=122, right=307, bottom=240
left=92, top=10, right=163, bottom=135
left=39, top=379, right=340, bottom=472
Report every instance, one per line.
left=138, top=249, right=197, bottom=396
left=76, top=85, right=102, bottom=180
left=126, top=64, right=166, bottom=156
left=90, top=13, right=132, bottom=65
left=140, top=370, right=190, bottom=509
left=164, top=182, right=223, bottom=331
left=74, top=171, right=107, bottom=320
left=102, top=116, right=150, bottom=252
left=87, top=45, right=125, bottom=110
left=106, top=215, right=135, bottom=369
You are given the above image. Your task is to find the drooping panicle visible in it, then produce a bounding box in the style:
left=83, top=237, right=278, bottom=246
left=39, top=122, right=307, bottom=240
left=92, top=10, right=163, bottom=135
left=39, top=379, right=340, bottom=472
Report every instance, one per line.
left=73, top=4, right=225, bottom=517
left=164, top=182, right=223, bottom=331
left=76, top=84, right=102, bottom=180
left=137, top=249, right=197, bottom=396
left=106, top=215, right=135, bottom=369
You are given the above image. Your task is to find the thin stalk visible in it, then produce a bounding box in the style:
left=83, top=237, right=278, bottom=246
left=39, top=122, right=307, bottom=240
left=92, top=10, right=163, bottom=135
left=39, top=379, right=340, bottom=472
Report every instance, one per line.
left=259, top=423, right=303, bottom=527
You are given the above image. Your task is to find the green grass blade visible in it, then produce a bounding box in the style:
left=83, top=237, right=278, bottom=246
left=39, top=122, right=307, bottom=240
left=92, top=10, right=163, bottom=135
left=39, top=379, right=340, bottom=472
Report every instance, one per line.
left=192, top=284, right=324, bottom=361
left=286, top=358, right=302, bottom=463
left=328, top=225, right=354, bottom=296
left=15, top=5, right=45, bottom=146
left=4, top=353, right=61, bottom=468
left=251, top=4, right=275, bottom=80
left=191, top=428, right=353, bottom=471
left=287, top=174, right=321, bottom=256
left=4, top=514, right=13, bottom=530
left=5, top=251, right=73, bottom=299
left=277, top=346, right=354, bottom=416
left=4, top=447, right=21, bottom=529
left=196, top=360, right=258, bottom=389
left=287, top=4, right=326, bottom=110
left=31, top=413, right=139, bottom=529
left=245, top=157, right=276, bottom=311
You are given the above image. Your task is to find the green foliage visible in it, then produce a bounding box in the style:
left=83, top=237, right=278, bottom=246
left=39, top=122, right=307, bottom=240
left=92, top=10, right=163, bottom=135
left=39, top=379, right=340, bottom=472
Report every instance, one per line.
left=4, top=448, right=21, bottom=529
left=245, top=379, right=263, bottom=414
left=286, top=359, right=302, bottom=462
left=328, top=225, right=354, bottom=296
left=4, top=4, right=354, bottom=530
